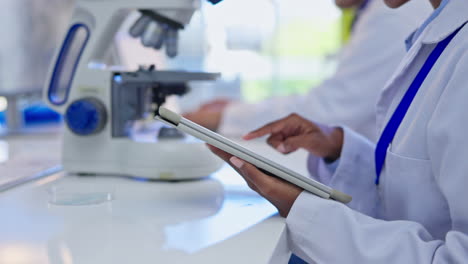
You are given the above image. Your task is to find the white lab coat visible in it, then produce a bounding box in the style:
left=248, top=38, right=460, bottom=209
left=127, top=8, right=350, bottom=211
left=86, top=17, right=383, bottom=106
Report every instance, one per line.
left=219, top=0, right=432, bottom=141
left=286, top=0, right=468, bottom=263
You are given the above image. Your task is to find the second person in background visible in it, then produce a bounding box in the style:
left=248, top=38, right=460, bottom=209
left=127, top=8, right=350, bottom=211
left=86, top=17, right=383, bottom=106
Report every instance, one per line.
left=185, top=0, right=432, bottom=141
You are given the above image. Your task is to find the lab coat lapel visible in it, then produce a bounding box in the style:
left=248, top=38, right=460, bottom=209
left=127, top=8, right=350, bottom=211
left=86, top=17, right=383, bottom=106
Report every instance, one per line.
left=375, top=36, right=425, bottom=131
left=421, top=0, right=468, bottom=45
left=376, top=0, right=468, bottom=132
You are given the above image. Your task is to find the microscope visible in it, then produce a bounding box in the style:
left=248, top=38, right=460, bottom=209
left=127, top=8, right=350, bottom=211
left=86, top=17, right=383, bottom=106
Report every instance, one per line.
left=44, top=0, right=225, bottom=180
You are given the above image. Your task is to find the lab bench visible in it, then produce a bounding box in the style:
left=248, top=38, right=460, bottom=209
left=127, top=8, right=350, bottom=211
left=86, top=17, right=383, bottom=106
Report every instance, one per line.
left=0, top=136, right=309, bottom=264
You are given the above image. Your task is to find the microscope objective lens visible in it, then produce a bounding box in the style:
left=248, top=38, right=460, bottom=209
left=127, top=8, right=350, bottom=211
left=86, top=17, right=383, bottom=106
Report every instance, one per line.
left=165, top=29, right=179, bottom=58
left=141, top=21, right=164, bottom=47
left=153, top=25, right=168, bottom=50
left=129, top=15, right=152, bottom=38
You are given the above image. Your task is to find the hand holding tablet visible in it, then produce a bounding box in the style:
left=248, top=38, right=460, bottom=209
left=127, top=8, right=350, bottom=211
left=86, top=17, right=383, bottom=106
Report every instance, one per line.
left=156, top=107, right=352, bottom=204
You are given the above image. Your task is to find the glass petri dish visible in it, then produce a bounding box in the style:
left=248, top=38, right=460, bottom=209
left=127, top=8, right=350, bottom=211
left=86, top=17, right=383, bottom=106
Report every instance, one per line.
left=48, top=180, right=115, bottom=206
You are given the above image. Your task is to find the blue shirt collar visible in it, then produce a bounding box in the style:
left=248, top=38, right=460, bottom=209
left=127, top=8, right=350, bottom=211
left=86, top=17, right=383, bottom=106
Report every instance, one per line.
left=405, top=0, right=450, bottom=51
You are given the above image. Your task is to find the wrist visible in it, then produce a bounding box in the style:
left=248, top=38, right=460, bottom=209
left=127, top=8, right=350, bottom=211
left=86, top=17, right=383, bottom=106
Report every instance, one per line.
left=324, top=127, right=343, bottom=162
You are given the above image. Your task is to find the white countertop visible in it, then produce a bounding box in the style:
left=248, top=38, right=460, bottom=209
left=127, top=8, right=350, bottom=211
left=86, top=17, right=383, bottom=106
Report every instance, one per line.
left=0, top=136, right=309, bottom=264
left=0, top=131, right=61, bottom=190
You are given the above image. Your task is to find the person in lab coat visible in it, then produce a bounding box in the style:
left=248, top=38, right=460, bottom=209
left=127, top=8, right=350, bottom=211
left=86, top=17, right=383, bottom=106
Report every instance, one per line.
left=185, top=0, right=432, bottom=141
left=208, top=0, right=468, bottom=262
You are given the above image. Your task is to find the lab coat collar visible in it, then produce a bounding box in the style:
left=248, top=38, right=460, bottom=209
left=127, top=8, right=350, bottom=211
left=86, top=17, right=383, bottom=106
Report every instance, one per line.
left=421, top=0, right=468, bottom=44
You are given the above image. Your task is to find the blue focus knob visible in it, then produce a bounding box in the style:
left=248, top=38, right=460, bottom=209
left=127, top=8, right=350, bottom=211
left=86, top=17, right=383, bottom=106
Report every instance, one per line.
left=65, top=98, right=107, bottom=136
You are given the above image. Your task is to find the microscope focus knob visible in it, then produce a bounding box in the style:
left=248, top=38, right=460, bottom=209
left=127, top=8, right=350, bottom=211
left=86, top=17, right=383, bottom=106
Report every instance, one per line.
left=65, top=98, right=107, bottom=136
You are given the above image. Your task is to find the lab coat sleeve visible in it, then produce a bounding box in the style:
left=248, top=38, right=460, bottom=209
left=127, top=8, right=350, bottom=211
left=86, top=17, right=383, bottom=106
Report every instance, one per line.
left=218, top=1, right=431, bottom=142
left=307, top=157, right=339, bottom=186
left=307, top=127, right=379, bottom=217
left=286, top=193, right=442, bottom=264
left=286, top=50, right=468, bottom=264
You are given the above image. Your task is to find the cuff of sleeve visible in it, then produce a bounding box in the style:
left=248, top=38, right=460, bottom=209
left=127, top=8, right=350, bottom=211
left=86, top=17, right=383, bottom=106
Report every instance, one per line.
left=306, top=154, right=337, bottom=185
left=324, top=158, right=340, bottom=171
left=329, top=126, right=374, bottom=182
left=286, top=191, right=352, bottom=264
left=285, top=191, right=322, bottom=263
left=327, top=126, right=379, bottom=214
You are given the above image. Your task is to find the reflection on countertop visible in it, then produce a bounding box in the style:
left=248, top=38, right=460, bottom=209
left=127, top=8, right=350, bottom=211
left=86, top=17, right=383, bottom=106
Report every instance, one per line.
left=0, top=140, right=8, bottom=164
left=0, top=130, right=61, bottom=188
left=0, top=133, right=307, bottom=263
left=0, top=168, right=281, bottom=264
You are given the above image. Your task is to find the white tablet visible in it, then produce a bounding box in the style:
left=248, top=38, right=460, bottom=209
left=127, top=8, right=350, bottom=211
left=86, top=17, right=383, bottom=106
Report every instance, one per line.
left=156, top=107, right=352, bottom=204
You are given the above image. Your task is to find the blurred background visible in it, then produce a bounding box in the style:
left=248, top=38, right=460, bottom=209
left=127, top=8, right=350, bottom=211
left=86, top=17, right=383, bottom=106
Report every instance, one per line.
left=0, top=0, right=342, bottom=134
left=0, top=2, right=345, bottom=261
left=0, top=0, right=73, bottom=133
